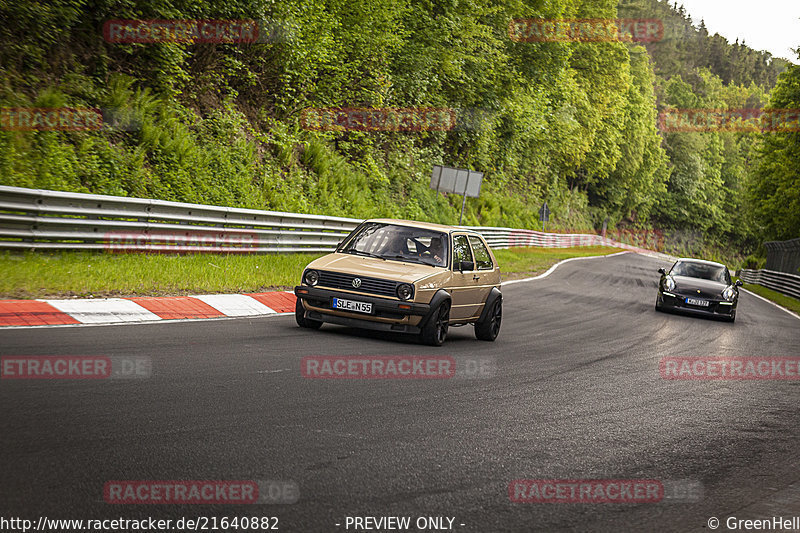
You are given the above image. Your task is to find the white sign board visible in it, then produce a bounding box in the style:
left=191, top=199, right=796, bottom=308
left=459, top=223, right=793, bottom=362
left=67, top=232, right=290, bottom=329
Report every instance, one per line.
left=431, top=165, right=483, bottom=198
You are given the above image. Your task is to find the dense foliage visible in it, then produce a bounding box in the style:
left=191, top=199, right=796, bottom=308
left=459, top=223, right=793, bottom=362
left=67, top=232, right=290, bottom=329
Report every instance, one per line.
left=0, top=0, right=796, bottom=261
left=750, top=64, right=800, bottom=242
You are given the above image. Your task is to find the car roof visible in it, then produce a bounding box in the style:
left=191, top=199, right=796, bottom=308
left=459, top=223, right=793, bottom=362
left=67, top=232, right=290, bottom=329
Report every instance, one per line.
left=365, top=218, right=482, bottom=235
left=674, top=258, right=727, bottom=268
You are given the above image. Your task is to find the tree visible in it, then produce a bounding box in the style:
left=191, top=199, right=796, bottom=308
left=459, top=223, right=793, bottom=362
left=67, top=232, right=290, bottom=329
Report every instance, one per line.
left=750, top=64, right=800, bottom=240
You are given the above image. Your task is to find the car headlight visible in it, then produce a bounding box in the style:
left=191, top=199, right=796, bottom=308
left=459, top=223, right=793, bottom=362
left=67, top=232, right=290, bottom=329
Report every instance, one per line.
left=396, top=283, right=413, bottom=300
left=722, top=286, right=735, bottom=301
left=303, top=269, right=319, bottom=286
left=664, top=277, right=676, bottom=291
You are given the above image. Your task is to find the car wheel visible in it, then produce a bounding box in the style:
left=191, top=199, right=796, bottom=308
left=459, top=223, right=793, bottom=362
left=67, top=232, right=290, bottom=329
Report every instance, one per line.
left=295, top=298, right=322, bottom=329
left=726, top=310, right=736, bottom=323
left=475, top=298, right=502, bottom=341
left=420, top=300, right=450, bottom=346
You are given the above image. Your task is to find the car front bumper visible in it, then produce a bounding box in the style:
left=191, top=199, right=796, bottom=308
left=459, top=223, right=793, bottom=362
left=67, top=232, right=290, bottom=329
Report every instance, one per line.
left=294, top=285, right=432, bottom=334
left=657, top=291, right=736, bottom=317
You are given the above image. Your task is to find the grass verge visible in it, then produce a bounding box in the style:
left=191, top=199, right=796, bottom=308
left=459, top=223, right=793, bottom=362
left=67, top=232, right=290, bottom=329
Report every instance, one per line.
left=0, top=246, right=621, bottom=299
left=494, top=246, right=620, bottom=281
left=0, top=251, right=324, bottom=299
left=742, top=283, right=800, bottom=315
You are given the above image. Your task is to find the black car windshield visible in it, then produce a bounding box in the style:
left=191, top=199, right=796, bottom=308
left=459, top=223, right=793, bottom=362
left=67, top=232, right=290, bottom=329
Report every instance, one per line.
left=670, top=261, right=728, bottom=283
left=339, top=223, right=449, bottom=267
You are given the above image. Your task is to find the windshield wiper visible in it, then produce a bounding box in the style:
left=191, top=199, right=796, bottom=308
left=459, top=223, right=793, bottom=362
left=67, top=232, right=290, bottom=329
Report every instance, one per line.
left=383, top=254, right=416, bottom=262
left=345, top=250, right=385, bottom=260
left=383, top=255, right=440, bottom=267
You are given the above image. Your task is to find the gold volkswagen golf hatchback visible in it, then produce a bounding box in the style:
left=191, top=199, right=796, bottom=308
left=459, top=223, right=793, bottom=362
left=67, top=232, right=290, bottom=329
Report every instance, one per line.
left=294, top=219, right=502, bottom=346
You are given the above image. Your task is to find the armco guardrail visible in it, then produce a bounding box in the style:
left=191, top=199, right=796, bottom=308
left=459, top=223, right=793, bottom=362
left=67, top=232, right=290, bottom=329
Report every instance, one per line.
left=0, top=186, right=360, bottom=253
left=765, top=238, right=800, bottom=276
left=739, top=268, right=800, bottom=300
left=0, top=185, right=667, bottom=255
left=463, top=226, right=617, bottom=249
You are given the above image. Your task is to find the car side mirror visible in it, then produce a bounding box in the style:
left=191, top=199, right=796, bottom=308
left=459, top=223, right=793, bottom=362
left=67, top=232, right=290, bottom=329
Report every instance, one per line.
left=735, top=279, right=743, bottom=287
left=658, top=268, right=666, bottom=275
left=458, top=261, right=475, bottom=272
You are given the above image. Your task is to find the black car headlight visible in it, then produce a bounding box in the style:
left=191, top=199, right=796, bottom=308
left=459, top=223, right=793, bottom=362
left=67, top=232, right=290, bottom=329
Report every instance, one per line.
left=722, top=286, right=735, bottom=301
left=663, top=277, right=676, bottom=292
left=396, top=283, right=413, bottom=301
left=303, top=269, right=319, bottom=286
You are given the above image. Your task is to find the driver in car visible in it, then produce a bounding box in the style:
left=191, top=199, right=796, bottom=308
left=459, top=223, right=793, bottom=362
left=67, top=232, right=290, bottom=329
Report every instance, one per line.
left=424, top=236, right=445, bottom=266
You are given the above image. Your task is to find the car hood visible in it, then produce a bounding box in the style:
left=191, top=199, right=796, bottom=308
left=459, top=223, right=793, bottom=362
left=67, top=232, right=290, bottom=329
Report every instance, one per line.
left=671, top=275, right=729, bottom=298
left=306, top=253, right=444, bottom=284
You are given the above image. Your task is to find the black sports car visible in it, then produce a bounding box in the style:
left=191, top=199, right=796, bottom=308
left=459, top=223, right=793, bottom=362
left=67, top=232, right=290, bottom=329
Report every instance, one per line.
left=655, top=258, right=742, bottom=322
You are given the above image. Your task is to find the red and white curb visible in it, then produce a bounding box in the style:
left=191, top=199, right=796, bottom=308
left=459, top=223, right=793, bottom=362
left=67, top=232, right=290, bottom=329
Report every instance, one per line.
left=0, top=291, right=297, bottom=328
left=0, top=251, right=669, bottom=328
left=4, top=251, right=794, bottom=328
left=0, top=252, right=645, bottom=328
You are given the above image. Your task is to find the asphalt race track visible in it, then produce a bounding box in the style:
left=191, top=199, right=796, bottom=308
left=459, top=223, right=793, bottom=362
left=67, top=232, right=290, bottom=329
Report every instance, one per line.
left=1, top=252, right=798, bottom=532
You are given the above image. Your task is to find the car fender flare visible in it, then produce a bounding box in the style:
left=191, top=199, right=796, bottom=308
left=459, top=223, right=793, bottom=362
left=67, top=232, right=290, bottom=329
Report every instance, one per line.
left=477, top=287, right=502, bottom=324
left=421, top=289, right=451, bottom=326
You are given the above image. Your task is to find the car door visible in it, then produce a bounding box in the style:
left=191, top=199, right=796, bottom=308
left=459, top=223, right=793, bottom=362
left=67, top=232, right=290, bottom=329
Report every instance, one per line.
left=467, top=235, right=497, bottom=317
left=449, top=233, right=481, bottom=320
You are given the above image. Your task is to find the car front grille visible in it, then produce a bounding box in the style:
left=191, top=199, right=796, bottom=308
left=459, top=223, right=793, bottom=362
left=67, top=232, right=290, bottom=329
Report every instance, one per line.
left=317, top=270, right=399, bottom=298
left=675, top=289, right=721, bottom=299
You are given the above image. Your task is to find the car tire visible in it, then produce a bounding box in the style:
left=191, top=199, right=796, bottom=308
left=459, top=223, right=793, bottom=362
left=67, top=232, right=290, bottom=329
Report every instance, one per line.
left=726, top=310, right=736, bottom=323
left=295, top=298, right=322, bottom=329
left=475, top=298, right=502, bottom=341
left=420, top=300, right=450, bottom=346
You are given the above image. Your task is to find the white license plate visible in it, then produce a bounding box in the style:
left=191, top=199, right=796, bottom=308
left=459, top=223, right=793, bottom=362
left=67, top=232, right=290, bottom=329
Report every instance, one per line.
left=332, top=298, right=373, bottom=314
left=685, top=298, right=710, bottom=307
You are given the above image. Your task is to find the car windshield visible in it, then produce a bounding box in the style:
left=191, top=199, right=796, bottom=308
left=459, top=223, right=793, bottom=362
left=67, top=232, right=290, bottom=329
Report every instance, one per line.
left=670, top=261, right=728, bottom=283
left=339, top=223, right=449, bottom=267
